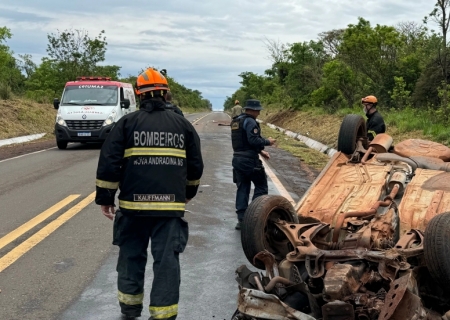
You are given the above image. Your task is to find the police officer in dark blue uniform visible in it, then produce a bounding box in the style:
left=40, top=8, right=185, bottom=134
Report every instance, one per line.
left=165, top=91, right=184, bottom=117
left=231, top=99, right=276, bottom=230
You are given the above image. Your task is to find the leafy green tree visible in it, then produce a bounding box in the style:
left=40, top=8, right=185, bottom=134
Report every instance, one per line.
left=238, top=71, right=266, bottom=98
left=311, top=60, right=358, bottom=112
left=0, top=27, right=24, bottom=97
left=395, top=22, right=430, bottom=95
left=412, top=56, right=443, bottom=107
left=338, top=18, right=405, bottom=105
left=24, top=58, right=62, bottom=102
left=224, top=88, right=248, bottom=111
left=25, top=29, right=120, bottom=102
left=390, top=76, right=412, bottom=109
left=319, top=29, right=345, bottom=57
left=120, top=68, right=210, bottom=111
left=94, top=65, right=121, bottom=79
left=165, top=74, right=210, bottom=111
left=424, top=0, right=450, bottom=83
left=424, top=1, right=450, bottom=116
left=46, top=29, right=111, bottom=78
left=284, top=41, right=329, bottom=108
left=17, top=54, right=37, bottom=79
left=263, top=38, right=290, bottom=84
left=225, top=14, right=450, bottom=126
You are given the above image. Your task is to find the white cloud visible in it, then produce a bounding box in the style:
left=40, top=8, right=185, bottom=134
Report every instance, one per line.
left=0, top=0, right=436, bottom=109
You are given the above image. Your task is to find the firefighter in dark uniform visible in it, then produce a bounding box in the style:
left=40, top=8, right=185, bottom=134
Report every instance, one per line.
left=361, top=95, right=386, bottom=141
left=95, top=67, right=203, bottom=319
left=231, top=99, right=276, bottom=230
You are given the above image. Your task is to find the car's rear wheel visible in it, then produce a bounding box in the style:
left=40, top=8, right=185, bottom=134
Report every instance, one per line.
left=337, top=114, right=367, bottom=155
left=241, top=195, right=299, bottom=270
left=424, top=212, right=450, bottom=288
left=56, top=140, right=68, bottom=149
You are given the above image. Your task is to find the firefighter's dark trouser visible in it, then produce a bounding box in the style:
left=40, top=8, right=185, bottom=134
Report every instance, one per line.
left=113, top=210, right=189, bottom=319
left=232, top=156, right=268, bottom=221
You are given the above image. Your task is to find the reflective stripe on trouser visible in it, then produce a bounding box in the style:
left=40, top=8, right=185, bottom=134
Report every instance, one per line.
left=149, top=304, right=178, bottom=319
left=118, top=291, right=144, bottom=305
left=115, top=215, right=188, bottom=318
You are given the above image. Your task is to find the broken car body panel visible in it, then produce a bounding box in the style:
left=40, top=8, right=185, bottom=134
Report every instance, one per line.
left=234, top=116, right=450, bottom=320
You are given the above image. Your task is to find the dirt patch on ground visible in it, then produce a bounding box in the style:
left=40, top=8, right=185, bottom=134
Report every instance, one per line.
left=0, top=137, right=56, bottom=161
left=262, top=109, right=342, bottom=148
left=265, top=145, right=319, bottom=197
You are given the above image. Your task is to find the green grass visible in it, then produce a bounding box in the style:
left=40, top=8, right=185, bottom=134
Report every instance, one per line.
left=0, top=98, right=56, bottom=140
left=180, top=107, right=210, bottom=114
left=262, top=103, right=450, bottom=146
left=261, top=125, right=330, bottom=170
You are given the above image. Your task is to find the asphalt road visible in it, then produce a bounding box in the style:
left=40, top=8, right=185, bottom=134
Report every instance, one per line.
left=0, top=111, right=309, bottom=320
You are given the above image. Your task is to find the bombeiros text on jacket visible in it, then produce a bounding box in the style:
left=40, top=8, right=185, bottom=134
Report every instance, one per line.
left=134, top=131, right=185, bottom=148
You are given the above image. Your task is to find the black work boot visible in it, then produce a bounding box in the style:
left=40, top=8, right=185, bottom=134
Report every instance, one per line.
left=235, top=219, right=243, bottom=230
left=122, top=315, right=139, bottom=319
left=120, top=303, right=142, bottom=319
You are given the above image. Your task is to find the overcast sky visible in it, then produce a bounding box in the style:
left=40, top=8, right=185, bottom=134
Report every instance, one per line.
left=0, top=0, right=436, bottom=110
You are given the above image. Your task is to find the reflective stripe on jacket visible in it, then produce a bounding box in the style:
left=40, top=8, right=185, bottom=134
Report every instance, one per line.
left=95, top=99, right=203, bottom=217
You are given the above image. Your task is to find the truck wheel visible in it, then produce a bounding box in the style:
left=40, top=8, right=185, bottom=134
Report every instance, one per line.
left=57, top=140, right=68, bottom=150
left=337, top=114, right=367, bottom=155
left=241, top=195, right=299, bottom=270
left=424, top=212, right=450, bottom=288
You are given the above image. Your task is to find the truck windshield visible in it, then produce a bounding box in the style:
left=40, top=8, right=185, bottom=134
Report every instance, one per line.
left=61, top=85, right=119, bottom=106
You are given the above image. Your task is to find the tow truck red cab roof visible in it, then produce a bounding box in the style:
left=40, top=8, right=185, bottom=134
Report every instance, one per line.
left=64, top=76, right=133, bottom=88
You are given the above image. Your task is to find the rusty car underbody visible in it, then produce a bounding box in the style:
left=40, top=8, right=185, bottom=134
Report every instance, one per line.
left=233, top=115, right=450, bottom=320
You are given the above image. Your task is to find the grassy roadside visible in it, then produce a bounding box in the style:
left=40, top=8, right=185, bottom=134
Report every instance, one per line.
left=259, top=107, right=436, bottom=149
left=256, top=105, right=450, bottom=172
left=5, top=96, right=442, bottom=174
left=0, top=97, right=210, bottom=141
left=180, top=106, right=211, bottom=114
left=260, top=125, right=330, bottom=170
left=0, top=98, right=56, bottom=140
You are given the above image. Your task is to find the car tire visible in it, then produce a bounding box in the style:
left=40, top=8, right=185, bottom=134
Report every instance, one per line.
left=424, top=212, right=450, bottom=288
left=241, top=195, right=299, bottom=270
left=57, top=140, right=68, bottom=150
left=337, top=114, right=367, bottom=155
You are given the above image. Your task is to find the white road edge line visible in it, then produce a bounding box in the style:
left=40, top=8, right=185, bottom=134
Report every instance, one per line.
left=0, top=147, right=57, bottom=163
left=260, top=156, right=296, bottom=206
left=191, top=113, right=211, bottom=124
left=0, top=133, right=46, bottom=147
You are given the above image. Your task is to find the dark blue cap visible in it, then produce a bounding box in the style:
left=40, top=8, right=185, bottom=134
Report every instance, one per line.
left=244, top=99, right=263, bottom=110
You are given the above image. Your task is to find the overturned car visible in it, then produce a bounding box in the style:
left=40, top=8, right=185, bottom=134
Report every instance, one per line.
left=233, top=114, right=450, bottom=320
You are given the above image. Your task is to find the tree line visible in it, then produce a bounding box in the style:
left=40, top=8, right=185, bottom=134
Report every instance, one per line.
left=0, top=27, right=212, bottom=110
left=224, top=1, right=450, bottom=123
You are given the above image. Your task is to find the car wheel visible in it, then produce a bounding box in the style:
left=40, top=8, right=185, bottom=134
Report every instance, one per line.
left=241, top=195, right=299, bottom=270
left=424, top=212, right=450, bottom=287
left=57, top=140, right=68, bottom=149
left=337, top=114, right=367, bottom=155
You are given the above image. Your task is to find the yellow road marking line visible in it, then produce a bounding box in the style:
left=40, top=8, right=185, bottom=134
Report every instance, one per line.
left=0, top=192, right=95, bottom=273
left=192, top=113, right=211, bottom=125
left=0, top=195, right=80, bottom=251
left=260, top=156, right=296, bottom=206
